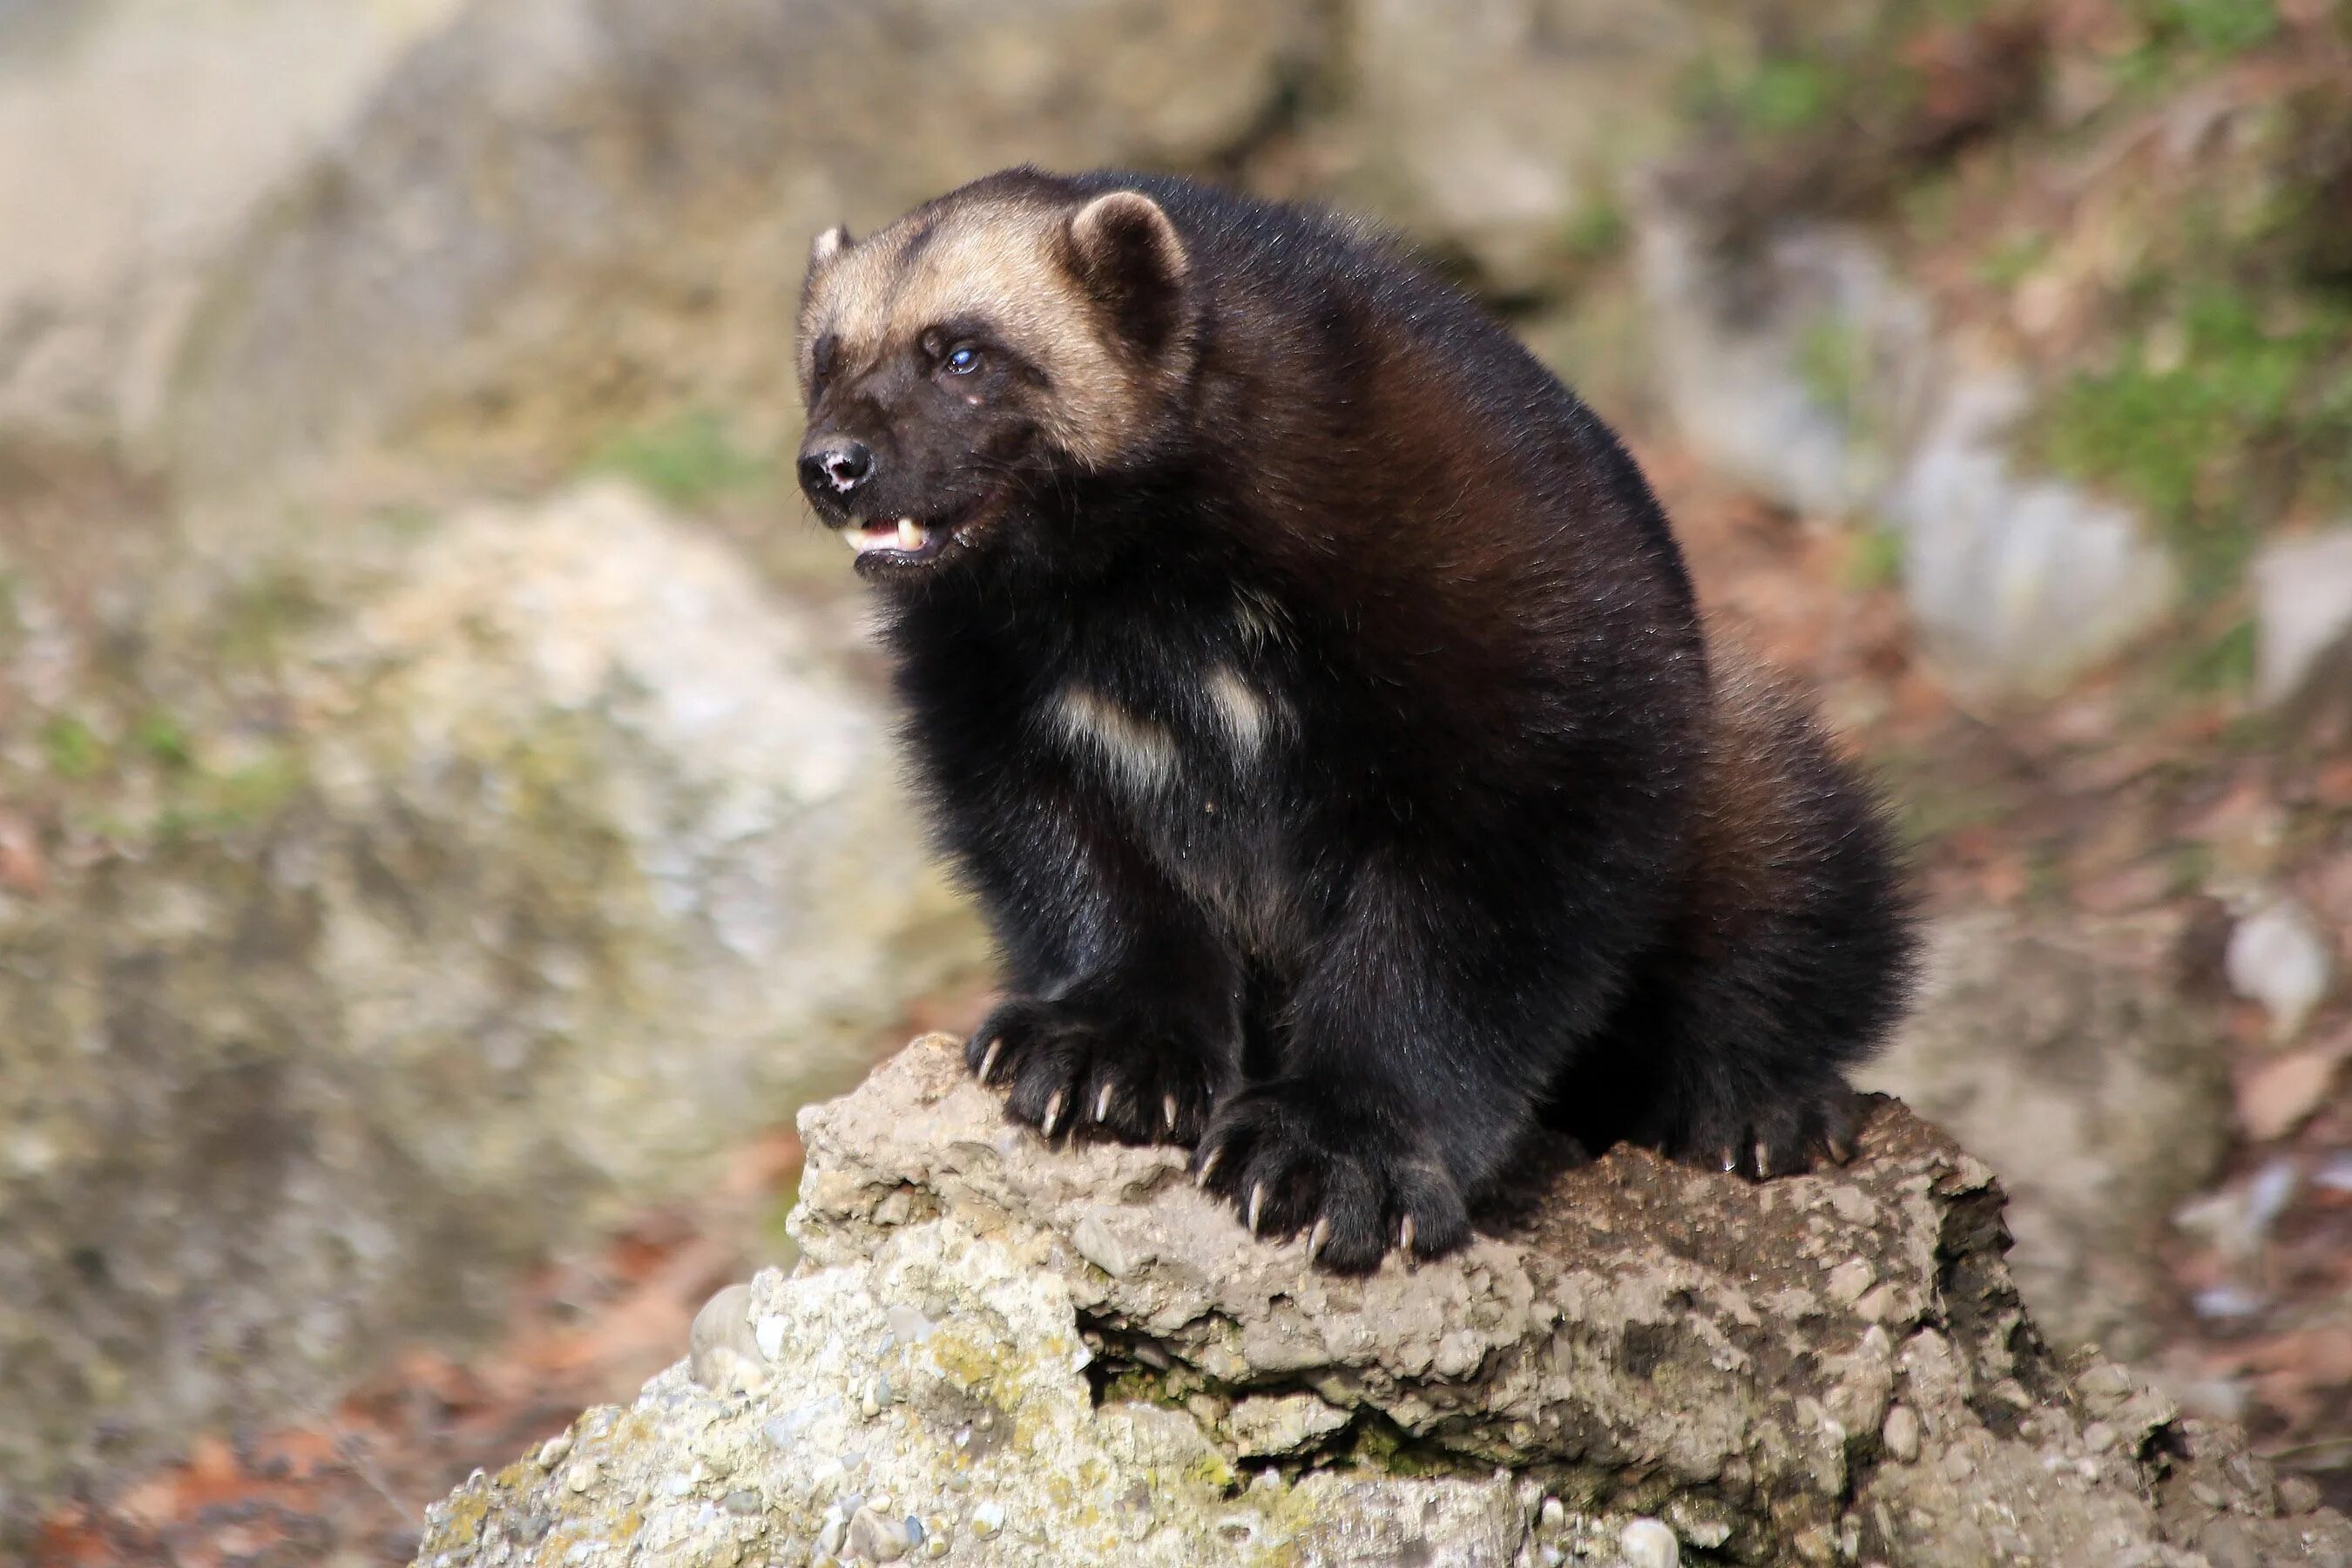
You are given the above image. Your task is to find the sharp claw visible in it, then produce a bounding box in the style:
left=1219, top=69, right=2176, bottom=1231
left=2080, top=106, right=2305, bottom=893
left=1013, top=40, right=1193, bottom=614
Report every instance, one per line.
left=1043, top=1090, right=1066, bottom=1138
left=1163, top=1094, right=1179, bottom=1132
left=1826, top=1133, right=1856, bottom=1165
left=1095, top=1083, right=1115, bottom=1123
left=1308, top=1216, right=1330, bottom=1265
left=1247, top=1183, right=1265, bottom=1235
left=977, top=1038, right=1002, bottom=1086
left=1753, top=1139, right=1774, bottom=1179
left=1196, top=1145, right=1223, bottom=1187
left=1720, top=1146, right=1740, bottom=1174
left=1398, top=1214, right=1416, bottom=1255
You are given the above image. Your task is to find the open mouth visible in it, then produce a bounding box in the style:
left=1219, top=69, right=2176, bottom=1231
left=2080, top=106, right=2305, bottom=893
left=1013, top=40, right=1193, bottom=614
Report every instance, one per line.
left=842, top=517, right=950, bottom=564
left=838, top=497, right=1004, bottom=571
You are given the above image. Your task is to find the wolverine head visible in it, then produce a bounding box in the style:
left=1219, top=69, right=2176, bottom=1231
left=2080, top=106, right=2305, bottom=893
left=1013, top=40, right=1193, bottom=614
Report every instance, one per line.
left=794, top=169, right=1198, bottom=580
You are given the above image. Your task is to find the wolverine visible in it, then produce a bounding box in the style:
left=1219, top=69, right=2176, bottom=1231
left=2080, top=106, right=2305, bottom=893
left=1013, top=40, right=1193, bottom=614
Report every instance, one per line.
left=794, top=167, right=1916, bottom=1272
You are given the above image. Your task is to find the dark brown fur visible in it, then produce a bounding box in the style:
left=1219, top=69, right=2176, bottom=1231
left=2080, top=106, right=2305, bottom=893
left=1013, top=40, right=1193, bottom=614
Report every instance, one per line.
left=794, top=169, right=1916, bottom=1270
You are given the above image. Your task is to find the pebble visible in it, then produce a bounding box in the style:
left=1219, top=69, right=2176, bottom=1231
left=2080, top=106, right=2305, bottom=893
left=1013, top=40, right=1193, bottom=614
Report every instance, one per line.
left=2226, top=897, right=2333, bottom=1043
left=1620, top=1517, right=1679, bottom=1568
left=2076, top=1362, right=2133, bottom=1408
left=1826, top=1257, right=1876, bottom=1306
left=1882, top=1404, right=1921, bottom=1463
left=536, top=1434, right=572, bottom=1471
left=1071, top=1213, right=1130, bottom=1278
left=689, top=1283, right=760, bottom=1390
left=970, top=1500, right=1004, bottom=1539
left=724, top=1489, right=764, bottom=1516
left=848, top=1507, right=914, bottom=1562
left=2082, top=1422, right=2115, bottom=1454
left=757, top=1315, right=789, bottom=1362
left=565, top=1461, right=598, bottom=1493
left=1538, top=1496, right=1566, bottom=1534
left=2280, top=1475, right=2323, bottom=1515
left=886, top=1303, right=936, bottom=1344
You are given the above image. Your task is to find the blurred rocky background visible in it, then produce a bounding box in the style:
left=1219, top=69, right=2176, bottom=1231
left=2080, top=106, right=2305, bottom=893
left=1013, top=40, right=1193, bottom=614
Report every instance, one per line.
left=1, top=0, right=2347, bottom=1560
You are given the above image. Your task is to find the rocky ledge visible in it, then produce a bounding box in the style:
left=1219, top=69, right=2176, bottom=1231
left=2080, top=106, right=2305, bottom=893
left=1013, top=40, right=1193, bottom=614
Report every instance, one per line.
left=413, top=1035, right=2350, bottom=1567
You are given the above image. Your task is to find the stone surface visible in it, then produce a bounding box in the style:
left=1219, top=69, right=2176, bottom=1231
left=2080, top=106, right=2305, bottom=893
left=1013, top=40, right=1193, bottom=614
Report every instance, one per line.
left=2227, top=896, right=2335, bottom=1044
left=1637, top=206, right=2177, bottom=697
left=0, top=0, right=464, bottom=452
left=0, top=484, right=977, bottom=1525
left=1885, top=365, right=2179, bottom=697
left=166, top=0, right=1317, bottom=483
left=1857, top=911, right=2232, bottom=1359
left=416, top=1033, right=2352, bottom=1567
left=2252, top=527, right=2352, bottom=710
left=1321, top=0, right=1703, bottom=294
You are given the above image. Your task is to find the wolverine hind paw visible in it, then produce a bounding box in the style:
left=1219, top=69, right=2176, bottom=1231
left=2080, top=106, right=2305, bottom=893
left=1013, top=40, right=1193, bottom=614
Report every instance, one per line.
left=1666, top=1085, right=1862, bottom=1180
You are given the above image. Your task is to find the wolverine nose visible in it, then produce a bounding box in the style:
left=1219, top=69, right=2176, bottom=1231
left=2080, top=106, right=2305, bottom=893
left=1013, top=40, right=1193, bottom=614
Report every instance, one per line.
left=799, top=438, right=875, bottom=501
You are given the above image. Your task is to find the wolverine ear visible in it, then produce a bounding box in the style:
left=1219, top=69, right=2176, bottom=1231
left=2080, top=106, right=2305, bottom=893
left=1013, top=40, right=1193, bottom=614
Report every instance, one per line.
left=808, top=225, right=853, bottom=271
left=1065, top=191, right=1188, bottom=356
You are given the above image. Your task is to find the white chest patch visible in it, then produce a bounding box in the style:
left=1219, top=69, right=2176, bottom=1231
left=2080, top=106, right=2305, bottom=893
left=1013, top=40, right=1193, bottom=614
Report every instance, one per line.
left=1206, top=666, right=1270, bottom=760
left=1055, top=686, right=1178, bottom=794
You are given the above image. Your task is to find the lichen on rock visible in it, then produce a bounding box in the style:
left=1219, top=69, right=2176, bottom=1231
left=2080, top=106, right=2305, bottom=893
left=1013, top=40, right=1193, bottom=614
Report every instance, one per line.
left=416, top=1034, right=2352, bottom=1566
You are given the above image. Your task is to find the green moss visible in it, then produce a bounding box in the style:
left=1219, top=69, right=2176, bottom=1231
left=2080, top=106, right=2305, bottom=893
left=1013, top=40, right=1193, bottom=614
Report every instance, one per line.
left=132, top=709, right=194, bottom=771
left=1974, top=233, right=2051, bottom=291
left=2168, top=614, right=2258, bottom=693
left=1796, top=316, right=1865, bottom=425
left=1561, top=196, right=1630, bottom=266
left=2137, top=0, right=2277, bottom=56
left=2033, top=285, right=2352, bottom=594
left=589, top=410, right=774, bottom=509
left=1845, top=526, right=1906, bottom=591
left=217, top=569, right=327, bottom=670
left=40, top=715, right=105, bottom=779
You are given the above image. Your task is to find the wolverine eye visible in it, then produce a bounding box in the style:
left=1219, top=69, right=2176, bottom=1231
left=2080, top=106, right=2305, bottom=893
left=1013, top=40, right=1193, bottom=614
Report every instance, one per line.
left=943, top=345, right=983, bottom=375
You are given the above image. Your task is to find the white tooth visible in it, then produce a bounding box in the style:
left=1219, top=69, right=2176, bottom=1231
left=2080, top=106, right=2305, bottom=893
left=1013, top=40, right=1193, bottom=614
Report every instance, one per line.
left=843, top=528, right=864, bottom=551
left=897, top=518, right=923, bottom=550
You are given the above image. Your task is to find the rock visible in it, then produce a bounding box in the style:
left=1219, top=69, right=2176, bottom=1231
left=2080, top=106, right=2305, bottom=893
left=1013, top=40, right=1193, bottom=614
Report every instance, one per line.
left=1857, top=911, right=2231, bottom=1358
left=1639, top=210, right=1930, bottom=520
left=690, top=1283, right=765, bottom=1396
left=1619, top=1517, right=1679, bottom=1568
left=0, top=0, right=463, bottom=453
left=413, top=1033, right=2352, bottom=1567
left=1635, top=206, right=2175, bottom=697
left=1225, top=1392, right=1352, bottom=1459
left=1882, top=1404, right=1923, bottom=1464
left=0, top=485, right=979, bottom=1527
left=1885, top=367, right=2178, bottom=697
left=1316, top=1, right=1704, bottom=294
left=2227, top=897, right=2335, bottom=1044
left=166, top=0, right=1317, bottom=484
left=2252, top=527, right=2352, bottom=709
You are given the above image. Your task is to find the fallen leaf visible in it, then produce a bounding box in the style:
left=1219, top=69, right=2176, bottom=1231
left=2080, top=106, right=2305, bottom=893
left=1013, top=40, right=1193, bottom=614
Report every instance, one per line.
left=2238, top=1047, right=2346, bottom=1143
left=0, top=808, right=45, bottom=895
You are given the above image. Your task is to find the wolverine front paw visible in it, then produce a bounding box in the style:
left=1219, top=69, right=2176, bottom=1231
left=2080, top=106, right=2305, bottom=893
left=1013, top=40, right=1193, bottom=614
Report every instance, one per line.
left=1193, top=1081, right=1470, bottom=1273
left=966, top=995, right=1229, bottom=1146
left=1666, top=1083, right=1862, bottom=1179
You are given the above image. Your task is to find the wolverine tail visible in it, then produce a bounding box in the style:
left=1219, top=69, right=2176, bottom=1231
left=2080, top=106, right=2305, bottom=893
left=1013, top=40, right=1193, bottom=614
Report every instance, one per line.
left=1558, top=647, right=1920, bottom=1171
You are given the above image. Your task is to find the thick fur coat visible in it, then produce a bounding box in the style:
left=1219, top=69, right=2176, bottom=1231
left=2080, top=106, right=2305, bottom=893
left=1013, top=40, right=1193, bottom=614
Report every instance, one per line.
left=793, top=168, right=1916, bottom=1271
